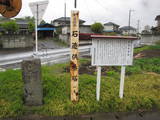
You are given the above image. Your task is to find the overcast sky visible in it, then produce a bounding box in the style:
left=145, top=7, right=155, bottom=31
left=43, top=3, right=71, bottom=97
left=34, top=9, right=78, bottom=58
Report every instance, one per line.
left=15, top=0, right=160, bottom=30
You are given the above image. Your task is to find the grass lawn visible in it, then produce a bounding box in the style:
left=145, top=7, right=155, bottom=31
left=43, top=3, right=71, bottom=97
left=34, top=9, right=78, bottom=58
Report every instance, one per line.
left=0, top=45, right=160, bottom=118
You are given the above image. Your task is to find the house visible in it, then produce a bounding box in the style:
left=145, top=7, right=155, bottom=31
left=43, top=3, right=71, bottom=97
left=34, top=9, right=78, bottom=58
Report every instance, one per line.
left=51, top=17, right=85, bottom=26
left=151, top=15, right=160, bottom=35
left=59, top=25, right=93, bottom=45
left=103, top=22, right=119, bottom=33
left=61, top=25, right=92, bottom=34
left=120, top=26, right=137, bottom=35
left=37, top=23, right=55, bottom=38
left=155, top=15, right=160, bottom=27
left=0, top=17, right=33, bottom=48
left=15, top=19, right=29, bottom=34
left=0, top=17, right=29, bottom=34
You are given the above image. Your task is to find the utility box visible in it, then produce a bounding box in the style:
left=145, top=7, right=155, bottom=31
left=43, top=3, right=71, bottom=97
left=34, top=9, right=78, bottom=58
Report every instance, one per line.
left=91, top=35, right=138, bottom=101
left=91, top=35, right=138, bottom=66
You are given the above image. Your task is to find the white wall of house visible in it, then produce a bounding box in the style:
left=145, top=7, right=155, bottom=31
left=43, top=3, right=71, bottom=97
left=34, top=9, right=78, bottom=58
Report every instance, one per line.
left=104, top=25, right=114, bottom=32
left=62, top=26, right=70, bottom=34
left=53, top=21, right=65, bottom=27
left=122, top=29, right=137, bottom=35
left=62, top=25, right=92, bottom=34
left=80, top=26, right=92, bottom=33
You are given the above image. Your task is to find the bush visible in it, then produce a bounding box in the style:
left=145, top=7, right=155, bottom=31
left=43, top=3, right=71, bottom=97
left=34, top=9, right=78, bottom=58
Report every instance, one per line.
left=155, top=40, right=160, bottom=45
left=28, top=21, right=35, bottom=33
left=1, top=20, right=19, bottom=34
left=107, top=71, right=119, bottom=79
left=91, top=22, right=104, bottom=33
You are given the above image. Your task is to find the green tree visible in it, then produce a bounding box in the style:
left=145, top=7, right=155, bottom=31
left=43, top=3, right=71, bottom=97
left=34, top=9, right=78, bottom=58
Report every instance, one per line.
left=28, top=21, right=35, bottom=33
left=91, top=22, right=104, bottom=33
left=40, top=20, right=46, bottom=24
left=1, top=20, right=19, bottom=34
left=24, top=16, right=35, bottom=23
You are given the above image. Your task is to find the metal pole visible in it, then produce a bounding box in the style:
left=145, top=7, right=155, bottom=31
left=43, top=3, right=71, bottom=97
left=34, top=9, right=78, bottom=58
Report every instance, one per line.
left=64, top=2, right=66, bottom=25
left=128, top=10, right=131, bottom=35
left=128, top=9, right=134, bottom=35
left=35, top=4, right=38, bottom=53
left=96, top=66, right=101, bottom=101
left=119, top=66, right=126, bottom=98
left=137, top=20, right=140, bottom=34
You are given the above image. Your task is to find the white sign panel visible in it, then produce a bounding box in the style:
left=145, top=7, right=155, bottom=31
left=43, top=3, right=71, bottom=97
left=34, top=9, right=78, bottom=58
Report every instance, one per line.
left=92, top=39, right=134, bottom=66
left=29, top=0, right=49, bottom=24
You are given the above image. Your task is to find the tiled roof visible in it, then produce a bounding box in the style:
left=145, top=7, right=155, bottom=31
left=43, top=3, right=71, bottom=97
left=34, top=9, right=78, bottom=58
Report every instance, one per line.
left=155, top=15, right=160, bottom=20
left=104, top=22, right=119, bottom=27
left=120, top=26, right=136, bottom=31
left=53, top=17, right=85, bottom=23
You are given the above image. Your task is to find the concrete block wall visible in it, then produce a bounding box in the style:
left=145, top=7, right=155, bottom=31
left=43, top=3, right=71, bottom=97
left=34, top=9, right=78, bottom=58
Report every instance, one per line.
left=141, top=35, right=160, bottom=45
left=1, top=34, right=33, bottom=48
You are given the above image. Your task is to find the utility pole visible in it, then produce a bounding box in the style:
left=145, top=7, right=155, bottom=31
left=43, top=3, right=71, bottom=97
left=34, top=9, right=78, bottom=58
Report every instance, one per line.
left=74, top=0, right=77, bottom=8
left=64, top=2, right=66, bottom=25
left=137, top=20, right=140, bottom=34
left=128, top=9, right=134, bottom=35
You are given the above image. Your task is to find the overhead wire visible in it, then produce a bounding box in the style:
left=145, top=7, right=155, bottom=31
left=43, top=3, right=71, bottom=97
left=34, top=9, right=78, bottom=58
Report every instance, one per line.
left=82, top=0, right=96, bottom=23
left=93, top=0, right=108, bottom=13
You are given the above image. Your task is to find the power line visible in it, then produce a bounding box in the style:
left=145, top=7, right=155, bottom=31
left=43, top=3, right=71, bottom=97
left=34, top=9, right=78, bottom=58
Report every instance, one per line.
left=83, top=0, right=96, bottom=23
left=93, top=0, right=108, bottom=12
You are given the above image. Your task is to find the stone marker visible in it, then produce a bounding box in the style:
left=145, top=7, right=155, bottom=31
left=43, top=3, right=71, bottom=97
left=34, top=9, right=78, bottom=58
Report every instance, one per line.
left=22, top=58, right=43, bottom=106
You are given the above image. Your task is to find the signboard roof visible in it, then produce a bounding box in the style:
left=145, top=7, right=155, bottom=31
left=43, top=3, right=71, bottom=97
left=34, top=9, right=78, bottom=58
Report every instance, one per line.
left=91, top=35, right=138, bottom=40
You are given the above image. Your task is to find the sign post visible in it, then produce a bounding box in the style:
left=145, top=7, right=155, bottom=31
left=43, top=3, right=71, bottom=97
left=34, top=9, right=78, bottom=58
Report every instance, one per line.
left=119, top=66, right=126, bottom=98
left=29, top=0, right=49, bottom=53
left=96, top=66, right=101, bottom=101
left=70, top=10, right=79, bottom=102
left=91, top=35, right=138, bottom=100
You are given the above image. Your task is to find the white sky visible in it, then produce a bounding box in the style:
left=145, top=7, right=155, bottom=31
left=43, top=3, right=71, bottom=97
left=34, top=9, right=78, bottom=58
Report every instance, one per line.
left=15, top=0, right=160, bottom=30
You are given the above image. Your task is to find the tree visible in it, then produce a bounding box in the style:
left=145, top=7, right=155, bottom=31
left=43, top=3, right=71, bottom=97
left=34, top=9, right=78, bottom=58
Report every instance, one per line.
left=24, top=16, right=35, bottom=23
left=1, top=20, right=19, bottom=34
left=28, top=21, right=35, bottom=33
left=40, top=20, right=46, bottom=24
left=91, top=22, right=104, bottom=33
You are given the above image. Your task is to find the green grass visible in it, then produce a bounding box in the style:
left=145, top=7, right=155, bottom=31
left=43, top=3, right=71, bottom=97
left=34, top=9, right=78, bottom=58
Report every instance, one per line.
left=134, top=44, right=160, bottom=54
left=0, top=46, right=160, bottom=118
left=126, top=57, right=160, bottom=75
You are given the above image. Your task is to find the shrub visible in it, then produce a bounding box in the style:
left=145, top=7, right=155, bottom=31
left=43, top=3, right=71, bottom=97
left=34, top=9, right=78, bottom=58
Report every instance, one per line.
left=91, top=22, right=104, bottom=33
left=1, top=20, right=19, bottom=34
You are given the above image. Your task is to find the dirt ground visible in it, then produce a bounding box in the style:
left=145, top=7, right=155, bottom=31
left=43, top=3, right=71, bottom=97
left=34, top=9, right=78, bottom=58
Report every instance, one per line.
left=3, top=111, right=160, bottom=120
left=134, top=49, right=160, bottom=59
left=64, top=61, right=118, bottom=76
left=65, top=49, right=160, bottom=75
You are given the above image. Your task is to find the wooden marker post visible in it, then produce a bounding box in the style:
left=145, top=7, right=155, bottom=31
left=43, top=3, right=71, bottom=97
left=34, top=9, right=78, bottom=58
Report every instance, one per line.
left=70, top=10, right=79, bottom=102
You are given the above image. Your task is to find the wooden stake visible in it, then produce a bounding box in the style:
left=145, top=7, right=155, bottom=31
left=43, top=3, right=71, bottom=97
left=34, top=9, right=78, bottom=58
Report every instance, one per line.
left=70, top=10, right=79, bottom=102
